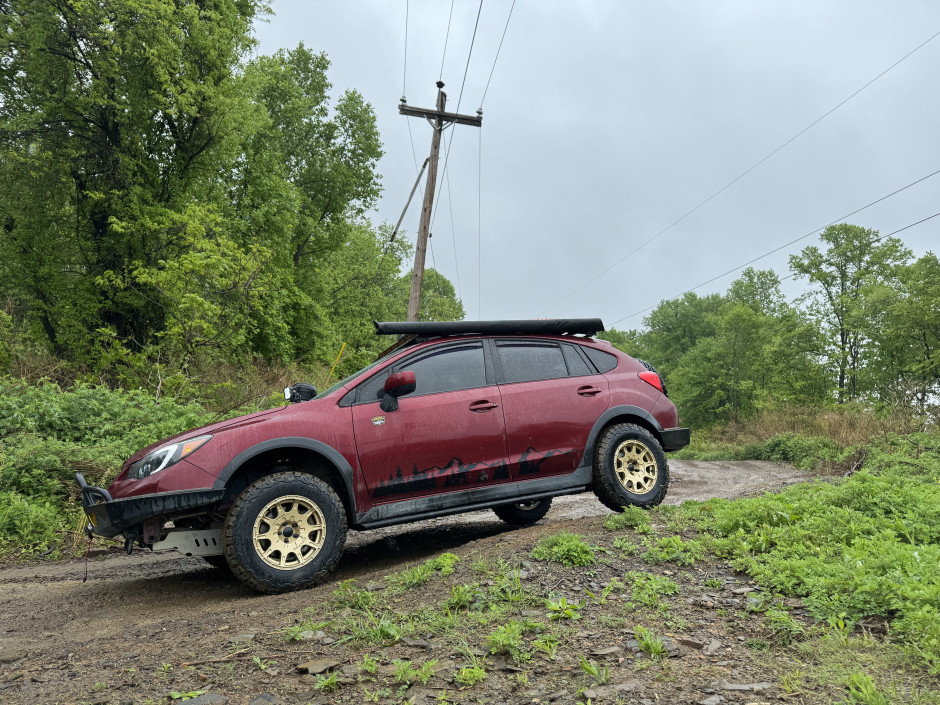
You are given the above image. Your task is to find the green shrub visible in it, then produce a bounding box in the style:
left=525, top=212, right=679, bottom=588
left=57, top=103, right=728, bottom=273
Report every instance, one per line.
left=642, top=535, right=704, bottom=565
left=696, top=434, right=940, bottom=673
left=624, top=571, right=679, bottom=609
left=675, top=431, right=847, bottom=470
left=530, top=530, right=595, bottom=567
left=0, top=378, right=216, bottom=555
left=0, top=491, right=66, bottom=555
left=603, top=505, right=651, bottom=531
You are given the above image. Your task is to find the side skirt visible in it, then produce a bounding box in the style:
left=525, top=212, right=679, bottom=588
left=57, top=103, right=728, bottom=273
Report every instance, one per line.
left=354, top=464, right=592, bottom=530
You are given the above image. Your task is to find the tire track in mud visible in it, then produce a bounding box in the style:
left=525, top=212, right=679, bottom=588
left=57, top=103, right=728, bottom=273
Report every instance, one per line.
left=0, top=460, right=810, bottom=589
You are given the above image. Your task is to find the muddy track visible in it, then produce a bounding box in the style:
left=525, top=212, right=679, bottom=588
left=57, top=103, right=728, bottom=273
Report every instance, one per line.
left=0, top=460, right=806, bottom=589
left=0, top=460, right=813, bottom=704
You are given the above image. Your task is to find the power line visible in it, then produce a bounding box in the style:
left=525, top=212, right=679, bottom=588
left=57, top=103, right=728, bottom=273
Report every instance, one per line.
left=778, top=211, right=940, bottom=285
left=430, top=0, right=484, bottom=232
left=608, top=169, right=940, bottom=326
left=478, top=125, right=483, bottom=319
left=541, top=27, right=940, bottom=316
left=480, top=0, right=516, bottom=107
left=439, top=0, right=455, bottom=82
left=454, top=0, right=484, bottom=113
left=444, top=142, right=462, bottom=298
left=401, top=0, right=409, bottom=98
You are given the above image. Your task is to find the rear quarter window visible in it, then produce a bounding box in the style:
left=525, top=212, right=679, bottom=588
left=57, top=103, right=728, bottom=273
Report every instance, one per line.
left=583, top=346, right=619, bottom=373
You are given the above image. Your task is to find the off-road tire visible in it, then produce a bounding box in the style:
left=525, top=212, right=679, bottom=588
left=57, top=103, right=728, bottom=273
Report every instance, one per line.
left=201, top=555, right=230, bottom=570
left=492, top=498, right=552, bottom=525
left=222, top=471, right=347, bottom=594
left=592, top=423, right=669, bottom=511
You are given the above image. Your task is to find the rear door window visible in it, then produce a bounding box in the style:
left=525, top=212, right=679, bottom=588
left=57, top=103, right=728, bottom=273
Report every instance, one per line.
left=496, top=342, right=568, bottom=383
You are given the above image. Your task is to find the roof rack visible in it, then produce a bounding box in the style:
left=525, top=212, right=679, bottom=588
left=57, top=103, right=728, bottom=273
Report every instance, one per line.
left=373, top=318, right=605, bottom=338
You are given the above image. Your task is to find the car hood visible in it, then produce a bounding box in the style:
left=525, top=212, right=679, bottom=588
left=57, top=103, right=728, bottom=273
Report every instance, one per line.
left=123, top=406, right=288, bottom=468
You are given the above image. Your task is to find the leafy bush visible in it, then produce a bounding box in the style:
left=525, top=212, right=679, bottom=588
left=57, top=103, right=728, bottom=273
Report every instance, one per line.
left=0, top=379, right=216, bottom=555
left=530, top=530, right=595, bottom=567
left=691, top=433, right=940, bottom=673
left=675, top=431, right=847, bottom=470
left=0, top=491, right=65, bottom=554
left=623, top=571, right=679, bottom=609
left=602, top=505, right=651, bottom=531
left=642, top=535, right=705, bottom=565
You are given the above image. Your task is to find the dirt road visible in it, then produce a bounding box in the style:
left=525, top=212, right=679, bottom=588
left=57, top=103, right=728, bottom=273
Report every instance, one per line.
left=0, top=460, right=813, bottom=704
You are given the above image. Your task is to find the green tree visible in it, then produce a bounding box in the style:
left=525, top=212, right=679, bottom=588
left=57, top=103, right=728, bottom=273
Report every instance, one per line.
left=670, top=302, right=764, bottom=426
left=870, top=253, right=940, bottom=417
left=641, top=292, right=725, bottom=377
left=0, top=0, right=264, bottom=364
left=789, top=224, right=911, bottom=403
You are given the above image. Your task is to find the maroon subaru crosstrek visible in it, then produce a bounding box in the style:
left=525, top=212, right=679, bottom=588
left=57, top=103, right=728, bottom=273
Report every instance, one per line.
left=77, top=319, right=689, bottom=593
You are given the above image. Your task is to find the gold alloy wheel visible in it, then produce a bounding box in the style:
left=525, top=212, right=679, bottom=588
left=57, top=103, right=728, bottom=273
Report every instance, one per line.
left=613, top=439, right=658, bottom=495
left=252, top=494, right=326, bottom=570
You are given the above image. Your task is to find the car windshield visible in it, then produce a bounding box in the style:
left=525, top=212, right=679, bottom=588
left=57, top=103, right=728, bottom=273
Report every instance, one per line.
left=313, top=353, right=395, bottom=400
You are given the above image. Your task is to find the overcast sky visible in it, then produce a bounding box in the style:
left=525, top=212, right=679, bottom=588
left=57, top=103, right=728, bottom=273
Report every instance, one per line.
left=255, top=1, right=940, bottom=330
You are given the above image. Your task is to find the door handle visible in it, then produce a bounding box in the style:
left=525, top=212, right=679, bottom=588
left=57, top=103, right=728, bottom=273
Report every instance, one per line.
left=469, top=400, right=499, bottom=412
left=577, top=386, right=602, bottom=397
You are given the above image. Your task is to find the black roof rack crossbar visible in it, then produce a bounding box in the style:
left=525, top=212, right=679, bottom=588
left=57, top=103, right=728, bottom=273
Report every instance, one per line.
left=373, top=319, right=605, bottom=338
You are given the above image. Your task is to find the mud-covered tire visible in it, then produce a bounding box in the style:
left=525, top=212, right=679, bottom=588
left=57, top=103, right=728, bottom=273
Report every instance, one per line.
left=222, top=471, right=347, bottom=594
left=492, top=498, right=552, bottom=526
left=592, top=423, right=669, bottom=511
left=201, top=554, right=230, bottom=570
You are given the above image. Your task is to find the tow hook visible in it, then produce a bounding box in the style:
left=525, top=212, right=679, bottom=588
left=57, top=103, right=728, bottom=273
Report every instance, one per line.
left=122, top=529, right=139, bottom=555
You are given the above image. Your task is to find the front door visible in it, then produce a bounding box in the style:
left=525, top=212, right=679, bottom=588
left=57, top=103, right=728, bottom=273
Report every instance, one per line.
left=352, top=342, right=509, bottom=502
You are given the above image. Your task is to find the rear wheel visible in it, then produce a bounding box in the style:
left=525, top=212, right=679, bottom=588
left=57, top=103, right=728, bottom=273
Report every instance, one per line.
left=592, top=423, right=669, bottom=511
left=492, top=498, right=552, bottom=525
left=222, top=471, right=347, bottom=594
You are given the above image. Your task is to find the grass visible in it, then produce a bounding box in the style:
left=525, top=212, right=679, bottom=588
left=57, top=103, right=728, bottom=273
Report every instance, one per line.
left=602, top=505, right=651, bottom=531
left=642, top=535, right=705, bottom=565
left=392, top=659, right=437, bottom=685
left=623, top=571, right=679, bottom=611
left=530, top=530, right=596, bottom=566
left=689, top=434, right=940, bottom=673
left=453, top=664, right=487, bottom=687
left=388, top=553, right=461, bottom=589
left=633, top=625, right=668, bottom=659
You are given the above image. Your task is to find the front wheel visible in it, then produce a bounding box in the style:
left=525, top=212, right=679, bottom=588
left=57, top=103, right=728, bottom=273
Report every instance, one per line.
left=222, top=471, right=347, bottom=594
left=201, top=554, right=230, bottom=570
left=492, top=498, right=552, bottom=525
left=592, top=423, right=669, bottom=511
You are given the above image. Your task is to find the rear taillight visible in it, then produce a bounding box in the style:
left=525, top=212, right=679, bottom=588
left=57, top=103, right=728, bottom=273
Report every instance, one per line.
left=638, top=370, right=663, bottom=393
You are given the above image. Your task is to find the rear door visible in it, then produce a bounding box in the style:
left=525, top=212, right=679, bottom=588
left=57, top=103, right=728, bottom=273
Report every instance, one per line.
left=352, top=341, right=510, bottom=502
left=494, top=340, right=610, bottom=480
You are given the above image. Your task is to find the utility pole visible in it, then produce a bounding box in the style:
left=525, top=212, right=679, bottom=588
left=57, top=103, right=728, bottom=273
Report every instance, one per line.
left=400, top=81, right=482, bottom=321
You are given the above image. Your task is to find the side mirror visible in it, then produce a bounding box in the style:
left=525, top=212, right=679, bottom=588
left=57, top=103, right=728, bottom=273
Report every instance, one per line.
left=284, top=383, right=317, bottom=404
left=380, top=370, right=416, bottom=412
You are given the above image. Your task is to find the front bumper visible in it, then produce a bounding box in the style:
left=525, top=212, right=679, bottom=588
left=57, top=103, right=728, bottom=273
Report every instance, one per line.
left=76, top=473, right=224, bottom=539
left=660, top=427, right=691, bottom=452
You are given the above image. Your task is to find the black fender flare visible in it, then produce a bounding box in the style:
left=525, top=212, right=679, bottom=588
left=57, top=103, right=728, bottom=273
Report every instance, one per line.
left=583, top=405, right=664, bottom=463
left=212, top=437, right=358, bottom=515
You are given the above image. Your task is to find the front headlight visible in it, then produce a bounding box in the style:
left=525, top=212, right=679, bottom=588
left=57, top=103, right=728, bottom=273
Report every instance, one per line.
left=128, top=435, right=212, bottom=480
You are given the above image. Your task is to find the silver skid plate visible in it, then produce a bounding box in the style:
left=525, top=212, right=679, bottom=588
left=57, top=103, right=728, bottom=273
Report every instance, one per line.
left=152, top=529, right=223, bottom=557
